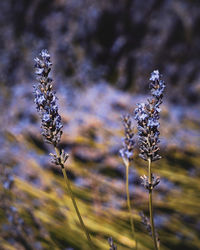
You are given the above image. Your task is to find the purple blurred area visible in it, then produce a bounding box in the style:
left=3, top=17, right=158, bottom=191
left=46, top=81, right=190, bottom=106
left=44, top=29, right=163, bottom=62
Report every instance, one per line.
left=0, top=0, right=200, bottom=103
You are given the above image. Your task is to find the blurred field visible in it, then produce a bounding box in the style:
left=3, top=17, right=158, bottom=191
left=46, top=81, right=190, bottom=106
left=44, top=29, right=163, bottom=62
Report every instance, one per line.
left=1, top=83, right=200, bottom=249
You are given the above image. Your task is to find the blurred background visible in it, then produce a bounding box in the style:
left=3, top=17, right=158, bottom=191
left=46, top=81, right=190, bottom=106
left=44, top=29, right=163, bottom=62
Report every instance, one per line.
left=1, top=0, right=200, bottom=249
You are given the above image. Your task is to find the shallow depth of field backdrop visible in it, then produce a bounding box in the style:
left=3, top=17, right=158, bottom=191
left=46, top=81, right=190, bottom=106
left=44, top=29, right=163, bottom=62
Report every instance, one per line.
left=1, top=0, right=200, bottom=249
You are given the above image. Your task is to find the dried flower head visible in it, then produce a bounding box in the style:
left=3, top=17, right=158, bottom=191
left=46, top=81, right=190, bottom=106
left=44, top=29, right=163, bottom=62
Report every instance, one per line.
left=120, top=114, right=135, bottom=165
left=33, top=49, right=63, bottom=146
left=134, top=70, right=165, bottom=162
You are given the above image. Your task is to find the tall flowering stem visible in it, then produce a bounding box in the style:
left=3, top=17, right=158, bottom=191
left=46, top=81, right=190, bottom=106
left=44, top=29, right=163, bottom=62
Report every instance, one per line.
left=120, top=115, right=138, bottom=249
left=135, top=70, right=165, bottom=250
left=148, top=158, right=158, bottom=250
left=33, top=50, right=94, bottom=249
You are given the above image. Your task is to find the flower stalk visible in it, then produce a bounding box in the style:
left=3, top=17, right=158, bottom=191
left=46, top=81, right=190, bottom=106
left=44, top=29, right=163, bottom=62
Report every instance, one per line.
left=125, top=161, right=138, bottom=250
left=54, top=147, right=94, bottom=249
left=120, top=115, right=138, bottom=249
left=33, top=49, right=94, bottom=249
left=135, top=70, right=165, bottom=249
left=148, top=158, right=158, bottom=250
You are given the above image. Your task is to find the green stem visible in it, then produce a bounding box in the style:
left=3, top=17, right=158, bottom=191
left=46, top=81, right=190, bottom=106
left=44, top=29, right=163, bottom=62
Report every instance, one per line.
left=148, top=158, right=158, bottom=250
left=125, top=161, right=138, bottom=250
left=55, top=147, right=94, bottom=249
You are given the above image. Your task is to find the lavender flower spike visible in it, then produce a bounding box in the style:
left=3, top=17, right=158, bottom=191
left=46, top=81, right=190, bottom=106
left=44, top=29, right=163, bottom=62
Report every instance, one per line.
left=120, top=114, right=138, bottom=249
left=33, top=50, right=94, bottom=248
left=120, top=114, right=135, bottom=165
left=135, top=70, right=164, bottom=250
left=34, top=49, right=63, bottom=146
left=134, top=70, right=165, bottom=162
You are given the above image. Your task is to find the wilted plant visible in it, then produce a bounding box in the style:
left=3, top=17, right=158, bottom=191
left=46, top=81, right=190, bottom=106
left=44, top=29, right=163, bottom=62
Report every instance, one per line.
left=120, top=114, right=138, bottom=249
left=134, top=70, right=165, bottom=250
left=33, top=50, right=94, bottom=249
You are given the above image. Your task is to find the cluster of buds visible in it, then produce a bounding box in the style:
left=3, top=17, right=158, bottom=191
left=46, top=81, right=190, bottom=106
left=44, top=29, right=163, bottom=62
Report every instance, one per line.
left=33, top=50, right=63, bottom=146
left=119, top=115, right=135, bottom=165
left=140, top=174, right=160, bottom=190
left=50, top=149, right=69, bottom=167
left=134, top=70, right=165, bottom=162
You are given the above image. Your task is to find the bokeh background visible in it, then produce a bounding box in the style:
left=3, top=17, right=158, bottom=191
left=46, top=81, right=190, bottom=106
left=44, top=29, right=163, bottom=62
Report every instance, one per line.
left=1, top=0, right=200, bottom=249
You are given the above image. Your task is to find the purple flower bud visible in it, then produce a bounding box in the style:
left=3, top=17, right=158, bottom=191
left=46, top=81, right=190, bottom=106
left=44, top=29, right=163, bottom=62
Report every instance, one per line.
left=42, top=113, right=51, bottom=123
left=149, top=70, right=159, bottom=81
left=147, top=118, right=160, bottom=128
left=150, top=70, right=166, bottom=98
left=35, top=67, right=44, bottom=75
left=37, top=95, right=46, bottom=106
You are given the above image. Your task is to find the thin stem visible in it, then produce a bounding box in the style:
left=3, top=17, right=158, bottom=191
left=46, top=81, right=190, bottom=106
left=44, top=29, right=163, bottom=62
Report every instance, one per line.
left=55, top=147, right=95, bottom=249
left=125, top=161, right=138, bottom=250
left=148, top=158, right=158, bottom=250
